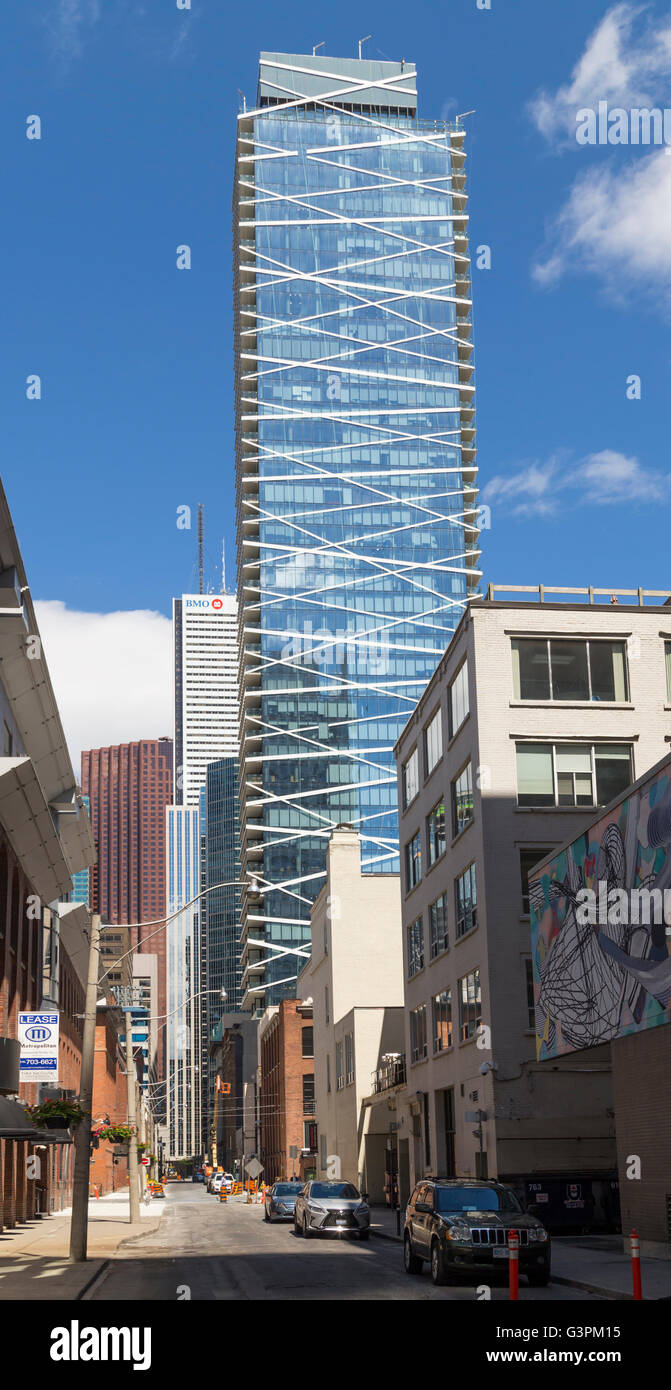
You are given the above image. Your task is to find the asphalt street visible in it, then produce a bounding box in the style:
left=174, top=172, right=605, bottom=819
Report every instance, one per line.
left=83, top=1185, right=603, bottom=1302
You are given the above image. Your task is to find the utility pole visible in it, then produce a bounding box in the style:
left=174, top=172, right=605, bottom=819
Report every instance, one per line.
left=125, top=1010, right=141, bottom=1224
left=69, top=913, right=102, bottom=1263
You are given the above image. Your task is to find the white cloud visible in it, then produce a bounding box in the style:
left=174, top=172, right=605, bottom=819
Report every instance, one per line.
left=483, top=460, right=560, bottom=517
left=530, top=3, right=671, bottom=147
left=483, top=449, right=671, bottom=517
left=34, top=601, right=172, bottom=779
left=44, top=0, right=101, bottom=62
left=532, top=146, right=671, bottom=294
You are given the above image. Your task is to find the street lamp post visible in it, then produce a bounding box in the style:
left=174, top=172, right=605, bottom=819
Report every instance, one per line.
left=124, top=1009, right=141, bottom=1224
left=69, top=913, right=102, bottom=1263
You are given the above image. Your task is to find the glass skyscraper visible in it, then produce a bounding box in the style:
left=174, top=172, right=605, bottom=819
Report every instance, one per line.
left=235, top=53, right=480, bottom=1011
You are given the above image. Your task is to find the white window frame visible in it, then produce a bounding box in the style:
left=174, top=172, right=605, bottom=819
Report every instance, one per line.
left=424, top=707, right=443, bottom=777
left=512, top=637, right=629, bottom=703
left=516, top=741, right=633, bottom=809
left=449, top=661, right=469, bottom=738
left=402, top=746, right=420, bottom=809
left=335, top=1039, right=344, bottom=1090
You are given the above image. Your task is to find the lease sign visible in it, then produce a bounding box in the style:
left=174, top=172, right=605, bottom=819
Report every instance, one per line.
left=18, top=1012, right=59, bottom=1082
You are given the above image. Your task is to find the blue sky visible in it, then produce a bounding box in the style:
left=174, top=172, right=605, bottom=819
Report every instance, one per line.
left=2, top=1, right=670, bottom=758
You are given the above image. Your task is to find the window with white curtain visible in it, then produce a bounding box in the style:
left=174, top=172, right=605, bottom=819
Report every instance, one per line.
left=424, top=708, right=443, bottom=775
left=516, top=742, right=632, bottom=808
left=449, top=662, right=469, bottom=737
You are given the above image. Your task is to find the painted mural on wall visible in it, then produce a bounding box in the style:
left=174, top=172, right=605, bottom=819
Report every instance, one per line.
left=530, top=762, right=671, bottom=1059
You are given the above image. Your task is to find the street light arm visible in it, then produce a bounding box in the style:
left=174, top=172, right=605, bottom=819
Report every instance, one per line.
left=97, top=880, right=248, bottom=986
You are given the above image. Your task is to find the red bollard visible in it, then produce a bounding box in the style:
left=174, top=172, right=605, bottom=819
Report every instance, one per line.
left=508, top=1229, right=519, bottom=1301
left=630, top=1229, right=643, bottom=1300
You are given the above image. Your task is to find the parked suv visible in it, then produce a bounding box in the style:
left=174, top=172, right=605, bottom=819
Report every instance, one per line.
left=294, top=1180, right=370, bottom=1239
left=403, top=1179, right=551, bottom=1287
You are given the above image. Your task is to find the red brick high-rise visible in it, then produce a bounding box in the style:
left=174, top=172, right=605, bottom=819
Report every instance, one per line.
left=81, top=739, right=173, bottom=1084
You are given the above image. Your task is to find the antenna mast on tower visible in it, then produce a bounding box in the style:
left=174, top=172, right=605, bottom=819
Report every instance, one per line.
left=198, top=503, right=204, bottom=594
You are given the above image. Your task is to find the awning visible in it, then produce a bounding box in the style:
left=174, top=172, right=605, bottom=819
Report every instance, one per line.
left=0, top=756, right=72, bottom=902
left=0, top=1096, right=72, bottom=1144
left=58, top=900, right=91, bottom=990
left=50, top=788, right=96, bottom=877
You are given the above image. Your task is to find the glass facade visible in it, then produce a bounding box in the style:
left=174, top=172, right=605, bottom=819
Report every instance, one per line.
left=205, top=758, right=242, bottom=1015
left=236, top=53, right=479, bottom=1008
left=166, top=805, right=201, bottom=1160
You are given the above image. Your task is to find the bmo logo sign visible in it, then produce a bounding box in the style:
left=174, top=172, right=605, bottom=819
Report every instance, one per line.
left=185, top=597, right=225, bottom=611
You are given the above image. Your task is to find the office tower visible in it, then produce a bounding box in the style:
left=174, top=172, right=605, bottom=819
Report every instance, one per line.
left=71, top=794, right=91, bottom=905
left=173, top=593, right=238, bottom=806
left=81, top=740, right=173, bottom=1065
left=166, top=805, right=201, bottom=1160
left=200, top=757, right=242, bottom=1150
left=235, top=53, right=480, bottom=1011
left=167, top=591, right=240, bottom=1157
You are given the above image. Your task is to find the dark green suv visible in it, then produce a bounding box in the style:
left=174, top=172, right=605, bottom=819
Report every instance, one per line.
left=403, top=1179, right=551, bottom=1287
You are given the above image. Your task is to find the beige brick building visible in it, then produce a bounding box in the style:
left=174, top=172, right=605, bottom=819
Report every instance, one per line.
left=298, top=829, right=405, bottom=1201
left=394, top=587, right=671, bottom=1208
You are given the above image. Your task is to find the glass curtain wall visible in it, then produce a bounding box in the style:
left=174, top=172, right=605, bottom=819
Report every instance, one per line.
left=235, top=56, right=479, bottom=1007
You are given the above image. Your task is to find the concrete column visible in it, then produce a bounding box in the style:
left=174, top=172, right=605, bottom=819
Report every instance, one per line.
left=15, top=1142, right=27, bottom=1224
left=3, top=1140, right=16, bottom=1229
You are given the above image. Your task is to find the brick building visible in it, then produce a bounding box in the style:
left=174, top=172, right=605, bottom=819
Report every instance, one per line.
left=0, top=478, right=95, bottom=1229
left=210, top=1015, right=258, bottom=1176
left=89, top=1007, right=131, bottom=1196
left=259, top=1000, right=315, bottom=1184
left=82, top=739, right=172, bottom=1080
left=394, top=584, right=671, bottom=1202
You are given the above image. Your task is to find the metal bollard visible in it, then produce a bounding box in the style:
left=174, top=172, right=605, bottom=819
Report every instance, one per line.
left=508, top=1229, right=519, bottom=1301
left=630, top=1229, right=643, bottom=1300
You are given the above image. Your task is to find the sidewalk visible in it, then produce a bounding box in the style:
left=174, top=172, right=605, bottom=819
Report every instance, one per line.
left=0, top=1190, right=166, bottom=1300
left=368, top=1208, right=671, bottom=1300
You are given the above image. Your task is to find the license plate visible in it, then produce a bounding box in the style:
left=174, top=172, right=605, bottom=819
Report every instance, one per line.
left=492, top=1248, right=509, bottom=1259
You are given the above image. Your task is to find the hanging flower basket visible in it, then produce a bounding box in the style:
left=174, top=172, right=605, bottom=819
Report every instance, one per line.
left=28, top=1098, right=88, bottom=1130
left=98, top=1124, right=136, bottom=1144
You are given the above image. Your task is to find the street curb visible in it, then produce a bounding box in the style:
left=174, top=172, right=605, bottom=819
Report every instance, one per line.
left=551, top=1274, right=632, bottom=1301
left=76, top=1260, right=111, bottom=1301
left=369, top=1235, right=634, bottom=1299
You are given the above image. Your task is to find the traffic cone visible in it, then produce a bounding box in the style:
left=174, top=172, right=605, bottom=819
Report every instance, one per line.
left=219, top=1188, right=227, bottom=1203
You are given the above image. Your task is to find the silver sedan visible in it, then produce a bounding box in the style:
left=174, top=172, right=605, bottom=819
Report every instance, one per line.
left=264, top=1181, right=304, bottom=1222
left=294, top=1180, right=370, bottom=1240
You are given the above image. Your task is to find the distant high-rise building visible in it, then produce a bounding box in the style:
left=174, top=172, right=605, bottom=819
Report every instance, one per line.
left=81, top=739, right=173, bottom=1085
left=71, top=793, right=91, bottom=905
left=168, top=590, right=240, bottom=1158
left=165, top=804, right=201, bottom=1160
left=235, top=52, right=480, bottom=1011
left=200, top=757, right=242, bottom=1150
left=173, top=594, right=238, bottom=806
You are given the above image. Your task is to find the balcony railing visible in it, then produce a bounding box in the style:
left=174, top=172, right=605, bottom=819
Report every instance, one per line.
left=372, top=1055, right=406, bottom=1094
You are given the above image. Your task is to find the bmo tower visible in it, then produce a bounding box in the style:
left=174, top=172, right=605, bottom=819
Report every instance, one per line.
left=173, top=593, right=238, bottom=804
left=166, top=592, right=239, bottom=1159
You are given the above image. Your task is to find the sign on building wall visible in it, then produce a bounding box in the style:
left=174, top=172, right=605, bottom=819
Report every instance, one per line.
left=530, top=759, right=671, bottom=1059
left=18, top=1012, right=59, bottom=1081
